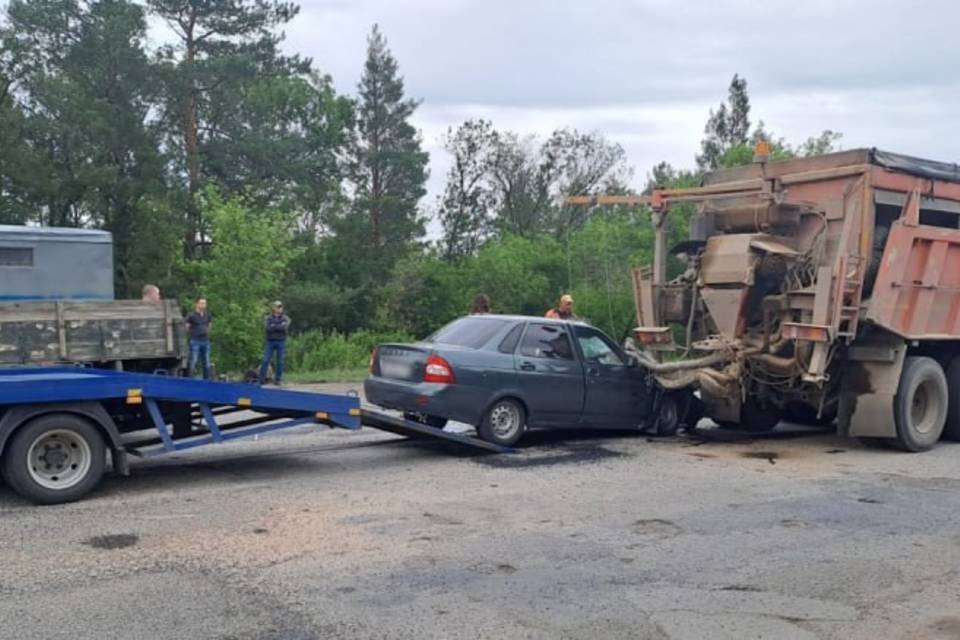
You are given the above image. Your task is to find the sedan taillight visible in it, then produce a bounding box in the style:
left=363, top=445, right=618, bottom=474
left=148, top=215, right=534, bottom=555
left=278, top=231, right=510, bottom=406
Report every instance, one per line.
left=423, top=355, right=455, bottom=384
left=369, top=347, right=378, bottom=374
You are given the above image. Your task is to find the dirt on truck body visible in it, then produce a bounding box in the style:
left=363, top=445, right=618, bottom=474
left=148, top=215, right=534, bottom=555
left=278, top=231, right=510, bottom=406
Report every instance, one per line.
left=595, top=147, right=960, bottom=451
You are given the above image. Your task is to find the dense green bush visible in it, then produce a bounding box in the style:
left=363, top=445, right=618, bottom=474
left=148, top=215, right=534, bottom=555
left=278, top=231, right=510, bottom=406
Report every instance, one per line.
left=180, top=190, right=298, bottom=374
left=285, top=329, right=416, bottom=373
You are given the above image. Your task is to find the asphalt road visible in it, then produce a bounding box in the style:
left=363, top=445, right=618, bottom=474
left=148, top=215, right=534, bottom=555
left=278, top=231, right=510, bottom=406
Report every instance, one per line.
left=2, top=384, right=960, bottom=639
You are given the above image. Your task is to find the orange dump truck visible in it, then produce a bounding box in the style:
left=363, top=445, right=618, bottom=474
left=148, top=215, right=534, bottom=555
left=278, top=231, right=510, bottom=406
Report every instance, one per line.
left=618, top=148, right=960, bottom=451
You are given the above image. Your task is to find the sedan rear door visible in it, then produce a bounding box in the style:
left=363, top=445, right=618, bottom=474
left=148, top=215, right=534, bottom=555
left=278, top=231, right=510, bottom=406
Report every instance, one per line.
left=513, top=323, right=584, bottom=426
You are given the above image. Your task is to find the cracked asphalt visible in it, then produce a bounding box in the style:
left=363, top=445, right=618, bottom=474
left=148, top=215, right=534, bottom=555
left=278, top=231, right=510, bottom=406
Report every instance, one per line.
left=2, top=383, right=960, bottom=639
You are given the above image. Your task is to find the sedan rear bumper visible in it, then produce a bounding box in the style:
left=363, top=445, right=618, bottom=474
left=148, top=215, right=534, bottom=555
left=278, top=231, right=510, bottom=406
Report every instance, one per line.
left=363, top=376, right=487, bottom=426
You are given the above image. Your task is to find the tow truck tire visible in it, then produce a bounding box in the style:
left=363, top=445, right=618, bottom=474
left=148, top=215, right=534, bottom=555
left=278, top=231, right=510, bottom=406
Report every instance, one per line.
left=890, top=356, right=947, bottom=452
left=2, top=414, right=106, bottom=505
left=942, top=357, right=960, bottom=441
left=478, top=398, right=526, bottom=446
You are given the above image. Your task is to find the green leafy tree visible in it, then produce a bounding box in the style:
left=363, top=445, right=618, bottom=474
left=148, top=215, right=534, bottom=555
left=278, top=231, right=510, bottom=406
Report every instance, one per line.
left=0, top=71, right=34, bottom=224
left=149, top=0, right=308, bottom=256
left=438, top=122, right=630, bottom=241
left=350, top=24, right=429, bottom=259
left=798, top=130, right=843, bottom=157
left=566, top=210, right=655, bottom=339
left=437, top=119, right=498, bottom=260
left=377, top=251, right=469, bottom=337
left=1, top=0, right=169, bottom=295
left=182, top=190, right=298, bottom=373
left=465, top=235, right=566, bottom=317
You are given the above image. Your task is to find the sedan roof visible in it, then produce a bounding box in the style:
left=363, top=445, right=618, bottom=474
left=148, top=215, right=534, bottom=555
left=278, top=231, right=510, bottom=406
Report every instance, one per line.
left=470, top=313, right=590, bottom=326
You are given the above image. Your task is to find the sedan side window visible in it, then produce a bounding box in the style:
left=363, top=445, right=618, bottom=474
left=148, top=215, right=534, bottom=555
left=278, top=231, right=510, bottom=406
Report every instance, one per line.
left=574, top=327, right=626, bottom=366
left=498, top=323, right=524, bottom=354
left=519, top=324, right=574, bottom=360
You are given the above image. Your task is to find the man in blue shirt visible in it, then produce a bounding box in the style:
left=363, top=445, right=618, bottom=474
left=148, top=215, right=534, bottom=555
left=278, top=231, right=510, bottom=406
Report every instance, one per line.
left=259, top=301, right=291, bottom=385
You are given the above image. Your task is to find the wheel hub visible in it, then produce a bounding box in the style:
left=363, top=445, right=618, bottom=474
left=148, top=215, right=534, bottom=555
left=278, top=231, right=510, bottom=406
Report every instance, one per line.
left=40, top=444, right=69, bottom=470
left=27, top=430, right=92, bottom=490
left=491, top=404, right=519, bottom=438
left=912, top=382, right=934, bottom=434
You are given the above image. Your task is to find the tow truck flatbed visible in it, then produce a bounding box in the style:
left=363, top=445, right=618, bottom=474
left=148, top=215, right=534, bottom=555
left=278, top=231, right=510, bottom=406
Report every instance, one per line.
left=0, top=367, right=508, bottom=504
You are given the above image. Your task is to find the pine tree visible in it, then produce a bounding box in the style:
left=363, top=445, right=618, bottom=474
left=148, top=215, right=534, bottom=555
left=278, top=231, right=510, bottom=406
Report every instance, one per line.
left=148, top=0, right=307, bottom=256
left=726, top=74, right=750, bottom=146
left=1, top=0, right=170, bottom=294
left=696, top=74, right=751, bottom=171
left=350, top=24, right=429, bottom=256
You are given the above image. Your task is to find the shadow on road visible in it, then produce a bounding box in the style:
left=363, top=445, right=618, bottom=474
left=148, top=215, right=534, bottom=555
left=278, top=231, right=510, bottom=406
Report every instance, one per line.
left=0, top=422, right=845, bottom=507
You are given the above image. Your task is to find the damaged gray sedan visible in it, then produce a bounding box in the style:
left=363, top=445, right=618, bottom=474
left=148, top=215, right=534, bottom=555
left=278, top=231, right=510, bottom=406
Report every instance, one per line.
left=365, top=315, right=688, bottom=446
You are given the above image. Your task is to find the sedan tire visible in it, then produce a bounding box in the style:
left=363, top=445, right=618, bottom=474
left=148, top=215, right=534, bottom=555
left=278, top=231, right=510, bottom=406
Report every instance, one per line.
left=478, top=398, right=526, bottom=446
left=655, top=394, right=680, bottom=436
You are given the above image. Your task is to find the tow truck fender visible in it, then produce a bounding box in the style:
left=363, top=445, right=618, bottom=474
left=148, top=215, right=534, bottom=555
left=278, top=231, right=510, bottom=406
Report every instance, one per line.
left=0, top=402, right=124, bottom=458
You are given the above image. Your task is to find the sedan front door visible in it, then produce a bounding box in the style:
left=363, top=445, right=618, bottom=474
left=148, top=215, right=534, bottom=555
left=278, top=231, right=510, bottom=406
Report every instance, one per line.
left=573, top=325, right=652, bottom=428
left=513, top=323, right=584, bottom=426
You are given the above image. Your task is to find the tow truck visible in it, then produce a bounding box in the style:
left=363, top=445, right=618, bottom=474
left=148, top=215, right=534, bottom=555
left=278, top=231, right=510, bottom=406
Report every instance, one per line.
left=0, top=226, right=509, bottom=504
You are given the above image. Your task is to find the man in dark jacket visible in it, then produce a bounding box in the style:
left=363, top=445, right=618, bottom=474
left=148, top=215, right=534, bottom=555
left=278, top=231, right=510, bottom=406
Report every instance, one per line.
left=185, top=297, right=213, bottom=379
left=259, top=301, right=291, bottom=385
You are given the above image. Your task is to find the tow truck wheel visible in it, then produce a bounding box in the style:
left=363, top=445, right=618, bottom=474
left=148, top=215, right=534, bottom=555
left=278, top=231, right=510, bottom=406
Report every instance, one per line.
left=2, top=414, right=106, bottom=505
left=478, top=399, right=526, bottom=446
left=890, top=356, right=947, bottom=452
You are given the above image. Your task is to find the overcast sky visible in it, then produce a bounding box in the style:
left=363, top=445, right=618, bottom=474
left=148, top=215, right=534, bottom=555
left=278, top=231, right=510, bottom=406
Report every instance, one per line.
left=261, top=0, right=960, bottom=206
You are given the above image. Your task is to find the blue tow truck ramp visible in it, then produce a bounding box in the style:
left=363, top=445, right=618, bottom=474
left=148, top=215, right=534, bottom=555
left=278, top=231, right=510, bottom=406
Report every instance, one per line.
left=0, top=367, right=507, bottom=505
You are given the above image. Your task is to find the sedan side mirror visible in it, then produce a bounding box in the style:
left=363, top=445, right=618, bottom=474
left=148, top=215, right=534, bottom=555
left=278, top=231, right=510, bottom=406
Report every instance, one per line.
left=627, top=355, right=639, bottom=368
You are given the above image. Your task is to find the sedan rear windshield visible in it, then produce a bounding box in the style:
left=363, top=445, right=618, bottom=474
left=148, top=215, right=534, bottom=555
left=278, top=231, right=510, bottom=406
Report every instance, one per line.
left=428, top=317, right=510, bottom=349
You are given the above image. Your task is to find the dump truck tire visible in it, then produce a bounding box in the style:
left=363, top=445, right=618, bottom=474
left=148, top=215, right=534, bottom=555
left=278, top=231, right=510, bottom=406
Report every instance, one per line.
left=943, top=358, right=960, bottom=441
left=2, top=414, right=106, bottom=505
left=890, top=356, right=947, bottom=452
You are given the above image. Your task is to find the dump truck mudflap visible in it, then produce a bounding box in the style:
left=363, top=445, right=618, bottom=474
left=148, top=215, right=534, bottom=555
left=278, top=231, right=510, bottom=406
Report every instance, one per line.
left=838, top=335, right=907, bottom=438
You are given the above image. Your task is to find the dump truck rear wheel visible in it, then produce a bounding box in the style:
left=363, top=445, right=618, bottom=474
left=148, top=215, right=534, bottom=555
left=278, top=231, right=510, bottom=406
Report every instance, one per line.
left=890, top=356, right=947, bottom=452
left=2, top=414, right=106, bottom=505
left=942, top=358, right=960, bottom=441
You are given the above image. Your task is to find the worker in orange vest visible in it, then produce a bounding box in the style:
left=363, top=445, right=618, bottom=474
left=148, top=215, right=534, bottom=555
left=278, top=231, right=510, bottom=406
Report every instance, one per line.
left=545, top=294, right=576, bottom=320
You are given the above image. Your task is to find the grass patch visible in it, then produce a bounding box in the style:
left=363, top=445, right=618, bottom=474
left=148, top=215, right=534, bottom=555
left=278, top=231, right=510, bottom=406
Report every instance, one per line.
left=283, top=368, right=369, bottom=384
